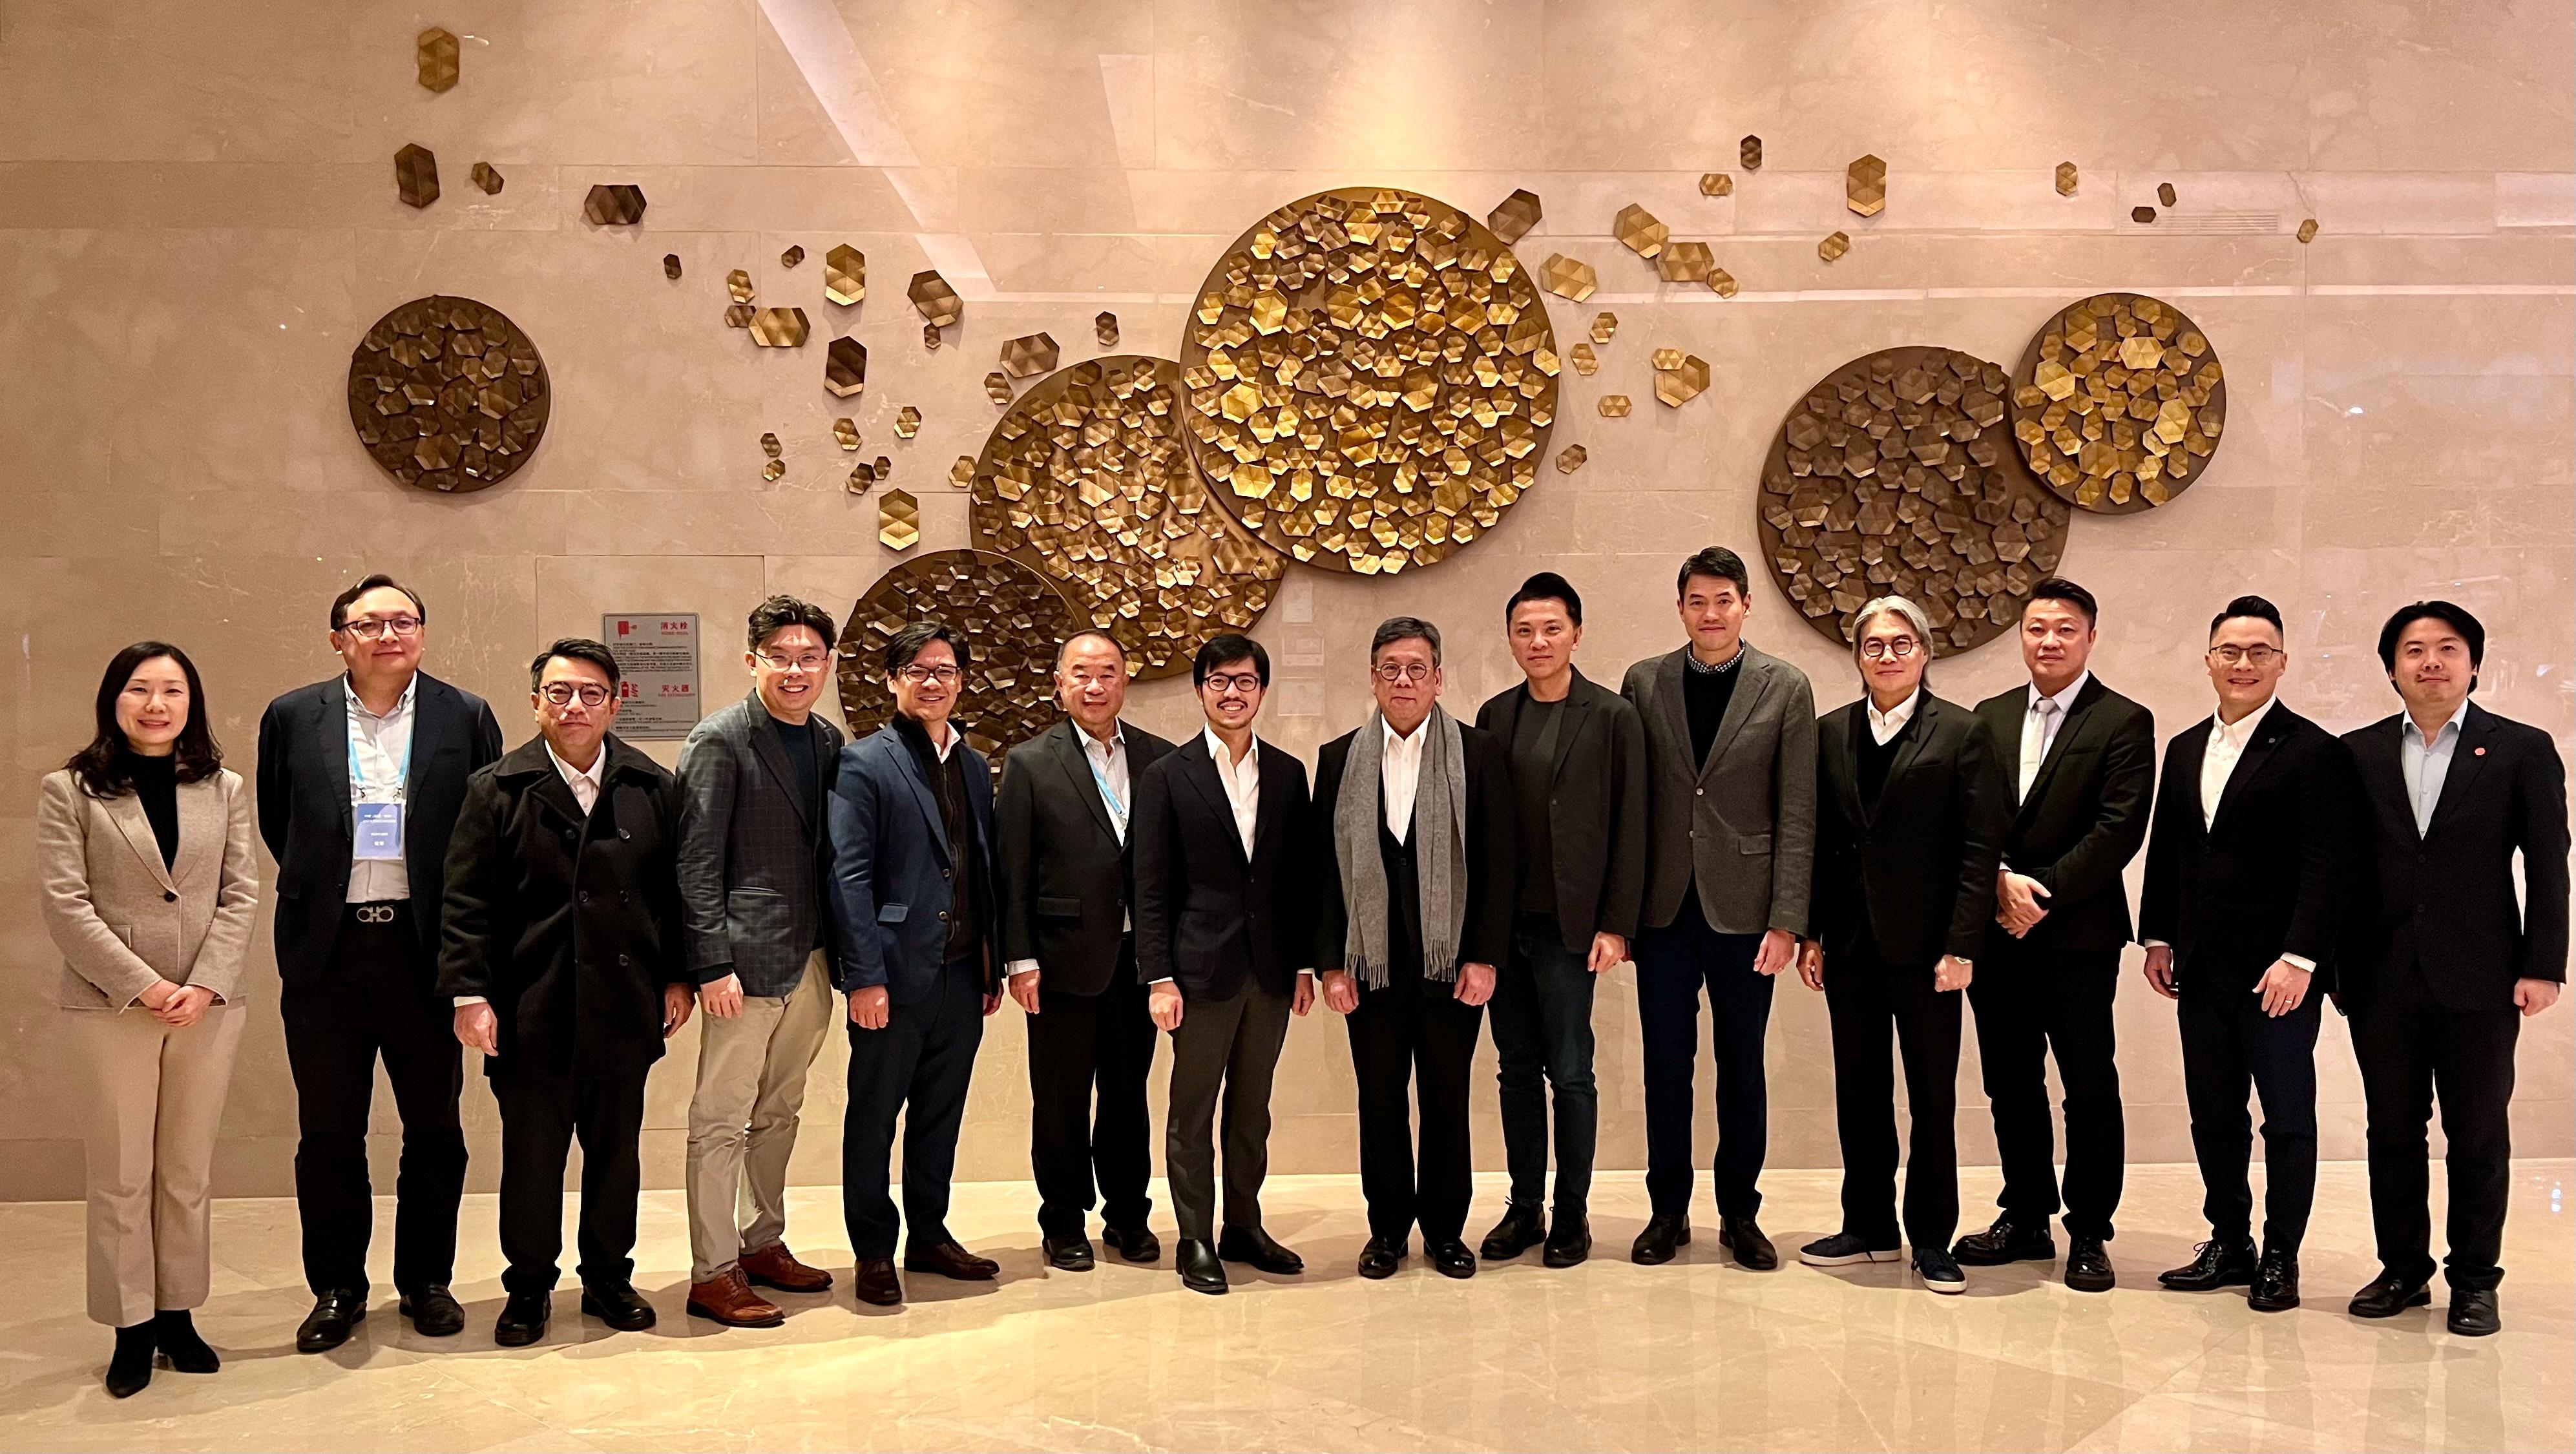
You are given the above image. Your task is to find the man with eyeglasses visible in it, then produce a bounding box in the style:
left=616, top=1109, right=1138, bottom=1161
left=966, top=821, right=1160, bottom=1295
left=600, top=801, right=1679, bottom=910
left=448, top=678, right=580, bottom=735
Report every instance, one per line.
left=994, top=630, right=1175, bottom=1272
left=257, top=574, right=502, bottom=1352
left=673, top=597, right=848, bottom=1328
left=826, top=621, right=1005, bottom=1309
left=1313, top=618, right=1516, bottom=1280
left=2141, top=595, right=2363, bottom=1314
left=439, top=639, right=695, bottom=1347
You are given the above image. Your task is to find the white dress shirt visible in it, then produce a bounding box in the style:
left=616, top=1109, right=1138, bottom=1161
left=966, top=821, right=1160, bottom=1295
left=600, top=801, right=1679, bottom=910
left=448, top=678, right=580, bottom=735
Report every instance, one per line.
left=459, top=740, right=606, bottom=1008
left=1205, top=726, right=1262, bottom=858
left=1005, top=723, right=1129, bottom=980
left=1865, top=688, right=1922, bottom=746
left=2145, top=694, right=2310, bottom=972
left=1380, top=718, right=1426, bottom=844
left=345, top=674, right=419, bottom=903
left=2399, top=700, right=2470, bottom=836
left=2018, top=670, right=2089, bottom=802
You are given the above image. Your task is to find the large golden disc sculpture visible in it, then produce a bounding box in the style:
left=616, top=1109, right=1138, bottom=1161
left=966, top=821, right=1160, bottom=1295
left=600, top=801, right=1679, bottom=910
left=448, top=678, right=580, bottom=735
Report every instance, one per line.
left=1177, top=187, right=1561, bottom=575
left=346, top=296, right=550, bottom=493
left=967, top=355, right=1286, bottom=682
left=1759, top=346, right=2071, bottom=658
left=2008, top=291, right=2226, bottom=515
left=834, top=549, right=1082, bottom=779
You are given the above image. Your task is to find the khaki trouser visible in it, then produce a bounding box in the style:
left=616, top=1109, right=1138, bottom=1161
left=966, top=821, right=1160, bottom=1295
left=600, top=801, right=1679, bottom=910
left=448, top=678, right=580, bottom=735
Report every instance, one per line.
left=685, top=952, right=834, bottom=1282
left=71, top=1003, right=246, bottom=1327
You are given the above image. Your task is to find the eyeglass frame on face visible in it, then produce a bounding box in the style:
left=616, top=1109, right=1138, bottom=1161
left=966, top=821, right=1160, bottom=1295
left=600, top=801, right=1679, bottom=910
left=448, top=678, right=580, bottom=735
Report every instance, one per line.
left=538, top=681, right=614, bottom=707
left=339, top=615, right=423, bottom=641
left=1858, top=635, right=1922, bottom=661
left=1200, top=670, right=1264, bottom=696
left=2206, top=644, right=2283, bottom=667
left=1372, top=660, right=1437, bottom=684
left=756, top=649, right=832, bottom=674
left=894, top=663, right=961, bottom=686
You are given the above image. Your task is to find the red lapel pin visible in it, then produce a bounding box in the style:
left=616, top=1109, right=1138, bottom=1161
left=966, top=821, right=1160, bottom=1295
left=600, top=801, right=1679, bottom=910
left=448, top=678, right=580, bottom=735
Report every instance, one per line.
left=2475, top=747, right=2487, bottom=756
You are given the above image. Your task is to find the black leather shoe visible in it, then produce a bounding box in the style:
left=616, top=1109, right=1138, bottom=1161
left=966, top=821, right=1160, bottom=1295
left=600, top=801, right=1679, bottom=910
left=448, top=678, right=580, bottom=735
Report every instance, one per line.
left=1720, top=1216, right=1778, bottom=1271
left=1218, top=1226, right=1304, bottom=1274
left=2158, top=1238, right=2257, bottom=1291
left=1176, top=1238, right=1228, bottom=1295
left=494, top=1291, right=551, bottom=1347
left=1480, top=1202, right=1547, bottom=1261
left=152, top=1310, right=218, bottom=1373
left=1429, top=1238, right=1477, bottom=1278
left=2348, top=1269, right=2433, bottom=1319
left=1102, top=1223, right=1162, bottom=1264
left=1043, top=1234, right=1097, bottom=1272
left=2065, top=1235, right=2116, bottom=1293
left=580, top=1282, right=658, bottom=1331
left=905, top=1240, right=1001, bottom=1280
left=2248, top=1249, right=2301, bottom=1313
left=295, top=1289, right=367, bottom=1353
left=2447, top=1289, right=2500, bottom=1337
left=1542, top=1212, right=1593, bottom=1269
left=1952, top=1216, right=2057, bottom=1267
left=852, top=1258, right=903, bottom=1307
left=398, top=1284, right=466, bottom=1338
left=1630, top=1212, right=1691, bottom=1265
left=1357, top=1236, right=1407, bottom=1280
left=105, top=1323, right=155, bottom=1398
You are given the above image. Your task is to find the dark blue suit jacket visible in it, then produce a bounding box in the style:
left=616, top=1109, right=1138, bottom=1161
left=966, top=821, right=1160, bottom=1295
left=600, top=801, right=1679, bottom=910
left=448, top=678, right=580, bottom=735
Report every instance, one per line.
left=826, top=723, right=994, bottom=1003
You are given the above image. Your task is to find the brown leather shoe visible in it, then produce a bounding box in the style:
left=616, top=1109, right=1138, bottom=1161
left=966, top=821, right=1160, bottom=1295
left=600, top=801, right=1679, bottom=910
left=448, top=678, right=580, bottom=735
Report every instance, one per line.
left=740, top=1242, right=835, bottom=1294
left=686, top=1269, right=784, bottom=1329
left=904, top=1240, right=1000, bottom=1281
left=852, top=1258, right=903, bottom=1307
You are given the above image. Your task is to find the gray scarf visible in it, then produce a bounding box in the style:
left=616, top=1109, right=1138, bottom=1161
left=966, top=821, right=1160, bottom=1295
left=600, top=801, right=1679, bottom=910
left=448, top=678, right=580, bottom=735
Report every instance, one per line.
left=1335, top=705, right=1469, bottom=990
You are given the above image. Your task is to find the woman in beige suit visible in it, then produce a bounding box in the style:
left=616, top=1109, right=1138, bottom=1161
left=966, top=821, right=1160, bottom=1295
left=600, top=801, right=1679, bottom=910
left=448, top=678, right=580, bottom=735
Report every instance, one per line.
left=36, top=642, right=258, bottom=1398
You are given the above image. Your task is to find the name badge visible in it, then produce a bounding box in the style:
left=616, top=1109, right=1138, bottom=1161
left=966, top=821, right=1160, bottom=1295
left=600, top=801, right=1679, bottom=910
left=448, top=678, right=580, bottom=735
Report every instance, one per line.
left=354, top=801, right=406, bottom=860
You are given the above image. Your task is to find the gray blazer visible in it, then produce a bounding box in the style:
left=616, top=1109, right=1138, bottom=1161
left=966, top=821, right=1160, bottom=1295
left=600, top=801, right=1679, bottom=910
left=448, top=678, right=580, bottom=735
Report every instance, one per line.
left=675, top=691, right=846, bottom=997
left=1621, top=643, right=1819, bottom=937
left=36, top=767, right=259, bottom=1010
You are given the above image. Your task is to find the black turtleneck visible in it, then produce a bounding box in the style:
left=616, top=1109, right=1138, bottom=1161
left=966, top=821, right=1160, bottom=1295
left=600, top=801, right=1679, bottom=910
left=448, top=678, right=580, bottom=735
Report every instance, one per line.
left=894, top=715, right=982, bottom=965
left=123, top=751, right=181, bottom=870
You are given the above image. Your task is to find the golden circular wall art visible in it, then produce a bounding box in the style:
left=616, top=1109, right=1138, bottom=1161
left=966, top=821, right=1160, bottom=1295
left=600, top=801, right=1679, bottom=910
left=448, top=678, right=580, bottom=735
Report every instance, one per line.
left=2007, top=291, right=2225, bottom=514
left=835, top=549, right=1082, bottom=773
left=1759, top=346, right=2070, bottom=657
left=967, top=355, right=1286, bottom=683
left=1178, top=186, right=1560, bottom=575
left=347, top=296, right=550, bottom=493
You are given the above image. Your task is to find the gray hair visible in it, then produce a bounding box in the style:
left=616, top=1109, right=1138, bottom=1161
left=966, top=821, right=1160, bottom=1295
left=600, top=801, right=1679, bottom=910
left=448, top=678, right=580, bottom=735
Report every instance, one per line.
left=1851, top=595, right=1933, bottom=661
left=1370, top=616, right=1443, bottom=666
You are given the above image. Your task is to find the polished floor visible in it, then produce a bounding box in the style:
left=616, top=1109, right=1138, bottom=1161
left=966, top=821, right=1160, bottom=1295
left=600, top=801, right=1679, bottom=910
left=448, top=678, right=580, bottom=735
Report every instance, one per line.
left=0, top=1162, right=2566, bottom=1452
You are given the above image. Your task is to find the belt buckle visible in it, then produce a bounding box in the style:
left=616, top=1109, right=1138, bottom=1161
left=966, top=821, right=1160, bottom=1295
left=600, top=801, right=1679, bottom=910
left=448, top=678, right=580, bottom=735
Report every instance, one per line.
left=357, top=904, right=397, bottom=926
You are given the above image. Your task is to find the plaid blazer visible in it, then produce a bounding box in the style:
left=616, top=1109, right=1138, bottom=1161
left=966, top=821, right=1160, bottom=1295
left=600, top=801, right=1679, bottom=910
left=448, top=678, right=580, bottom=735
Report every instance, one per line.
left=675, top=691, right=845, bottom=995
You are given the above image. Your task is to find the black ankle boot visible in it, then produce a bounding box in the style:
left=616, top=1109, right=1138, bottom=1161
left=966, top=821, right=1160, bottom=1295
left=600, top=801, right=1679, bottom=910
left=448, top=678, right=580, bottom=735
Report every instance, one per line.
left=105, top=1323, right=155, bottom=1398
left=153, top=1309, right=219, bottom=1373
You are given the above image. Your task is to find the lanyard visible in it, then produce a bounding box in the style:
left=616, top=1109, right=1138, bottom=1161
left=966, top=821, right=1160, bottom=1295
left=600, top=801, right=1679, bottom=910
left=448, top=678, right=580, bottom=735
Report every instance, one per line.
left=1085, top=742, right=1127, bottom=839
left=349, top=699, right=413, bottom=801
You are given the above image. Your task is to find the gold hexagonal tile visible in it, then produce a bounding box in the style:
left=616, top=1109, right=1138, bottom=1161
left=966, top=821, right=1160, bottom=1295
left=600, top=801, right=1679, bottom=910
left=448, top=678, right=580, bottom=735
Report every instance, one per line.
left=1095, top=311, right=1120, bottom=348
left=923, top=322, right=942, bottom=350
left=1000, top=332, right=1061, bottom=379
left=824, top=337, right=868, bottom=397
left=877, top=491, right=919, bottom=551
left=1555, top=443, right=1587, bottom=474
left=1699, top=172, right=1733, bottom=198
left=724, top=304, right=755, bottom=329
left=2007, top=291, right=2225, bottom=515
left=1591, top=311, right=1618, bottom=345
left=846, top=460, right=875, bottom=493
left=780, top=245, right=804, bottom=269
left=1658, top=240, right=1715, bottom=284
left=1651, top=348, right=1684, bottom=370
left=582, top=184, right=646, bottom=226
left=2296, top=218, right=2318, bottom=244
left=1487, top=188, right=1543, bottom=244
left=760, top=432, right=782, bottom=459
left=1614, top=203, right=1669, bottom=259
left=984, top=371, right=1014, bottom=406
left=1655, top=354, right=1710, bottom=407
left=2157, top=181, right=2177, bottom=207
left=1847, top=154, right=1887, bottom=217
left=2131, top=205, right=2157, bottom=225
left=727, top=269, right=754, bottom=303
left=895, top=406, right=921, bottom=439
left=1819, top=231, right=1850, bottom=262
left=2055, top=161, right=2079, bottom=196
left=394, top=143, right=439, bottom=209
left=417, top=28, right=459, bottom=92
left=908, top=270, right=963, bottom=327
left=762, top=459, right=786, bottom=482
left=664, top=253, right=682, bottom=281
left=1598, top=395, right=1632, bottom=418
left=835, top=418, right=861, bottom=451
left=874, top=455, right=894, bottom=481
left=1741, top=134, right=1763, bottom=170
left=1569, top=342, right=1598, bottom=377
left=470, top=161, right=503, bottom=196
left=824, top=244, right=864, bottom=305
left=1709, top=267, right=1739, bottom=298
left=1540, top=253, right=1597, bottom=301
left=749, top=307, right=810, bottom=348
left=949, top=455, right=976, bottom=488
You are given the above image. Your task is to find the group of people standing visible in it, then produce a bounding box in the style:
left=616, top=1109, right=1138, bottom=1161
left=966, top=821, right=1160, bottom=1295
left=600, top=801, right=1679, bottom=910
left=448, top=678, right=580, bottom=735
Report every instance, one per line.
left=36, top=551, right=2565, bottom=1400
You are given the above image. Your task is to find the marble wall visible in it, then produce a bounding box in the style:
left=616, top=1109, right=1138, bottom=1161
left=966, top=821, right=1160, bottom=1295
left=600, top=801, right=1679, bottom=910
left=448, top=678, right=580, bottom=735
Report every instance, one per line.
left=2, top=0, right=2568, bottom=1201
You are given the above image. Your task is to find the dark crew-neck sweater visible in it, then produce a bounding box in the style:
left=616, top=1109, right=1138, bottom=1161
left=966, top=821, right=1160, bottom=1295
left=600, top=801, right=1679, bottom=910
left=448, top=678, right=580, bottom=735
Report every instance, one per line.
left=1683, top=649, right=1745, bottom=767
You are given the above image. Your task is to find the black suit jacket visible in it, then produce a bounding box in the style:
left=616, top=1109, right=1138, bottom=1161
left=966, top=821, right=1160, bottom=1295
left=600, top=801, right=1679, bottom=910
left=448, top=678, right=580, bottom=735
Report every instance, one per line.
left=1131, top=734, right=1312, bottom=1001
left=2340, top=703, right=2570, bottom=1012
left=436, top=734, right=689, bottom=1080
left=1476, top=669, right=1648, bottom=950
left=256, top=671, right=505, bottom=982
left=994, top=718, right=1177, bottom=996
left=1813, top=693, right=2011, bottom=965
left=2140, top=701, right=2362, bottom=996
left=1309, top=720, right=1518, bottom=976
left=1974, top=676, right=2157, bottom=956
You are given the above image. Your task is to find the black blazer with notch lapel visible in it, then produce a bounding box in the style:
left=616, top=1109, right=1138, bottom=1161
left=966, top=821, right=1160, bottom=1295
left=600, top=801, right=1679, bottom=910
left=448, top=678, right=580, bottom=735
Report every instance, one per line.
left=257, top=670, right=505, bottom=984
left=1812, top=692, right=2011, bottom=965
left=2139, top=700, right=2362, bottom=997
left=674, top=689, right=846, bottom=997
left=2340, top=702, right=2570, bottom=1013
left=995, top=717, right=1177, bottom=997
left=1476, top=668, right=1649, bottom=950
left=1131, top=732, right=1312, bottom=1001
left=1973, top=675, right=2157, bottom=955
left=1309, top=720, right=1518, bottom=975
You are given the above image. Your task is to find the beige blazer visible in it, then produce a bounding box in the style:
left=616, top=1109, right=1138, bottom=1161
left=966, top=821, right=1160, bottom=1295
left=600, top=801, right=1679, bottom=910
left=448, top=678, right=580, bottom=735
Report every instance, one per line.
left=36, top=766, right=259, bottom=1010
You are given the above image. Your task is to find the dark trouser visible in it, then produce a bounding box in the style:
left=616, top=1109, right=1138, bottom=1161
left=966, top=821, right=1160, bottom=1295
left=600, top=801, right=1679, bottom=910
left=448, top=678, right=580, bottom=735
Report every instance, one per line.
left=1967, top=941, right=2125, bottom=1240
left=842, top=959, right=987, bottom=1260
left=1027, top=944, right=1157, bottom=1239
left=279, top=904, right=468, bottom=1298
left=492, top=1066, right=649, bottom=1296
left=1824, top=943, right=1963, bottom=1250
left=1636, top=893, right=1774, bottom=1220
left=2178, top=984, right=2322, bottom=1252
left=1491, top=915, right=1598, bottom=1215
left=2352, top=959, right=2520, bottom=1292
left=1164, top=979, right=1291, bottom=1244
left=1346, top=971, right=1486, bottom=1245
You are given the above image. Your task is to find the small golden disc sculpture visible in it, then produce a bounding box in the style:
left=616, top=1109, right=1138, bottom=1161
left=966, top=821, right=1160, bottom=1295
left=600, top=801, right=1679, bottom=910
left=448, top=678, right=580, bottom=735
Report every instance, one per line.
left=1759, top=346, right=2071, bottom=658
left=967, top=356, right=1286, bottom=683
left=1177, top=186, right=1560, bottom=575
left=835, top=549, right=1083, bottom=778
left=2007, top=291, right=2226, bottom=515
left=346, top=296, right=550, bottom=493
